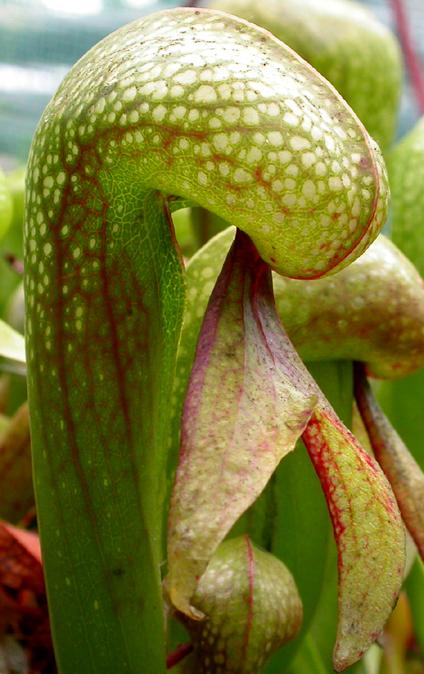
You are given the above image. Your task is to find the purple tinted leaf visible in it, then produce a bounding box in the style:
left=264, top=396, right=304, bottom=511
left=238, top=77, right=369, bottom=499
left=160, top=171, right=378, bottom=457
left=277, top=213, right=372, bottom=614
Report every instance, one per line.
left=167, top=230, right=316, bottom=617
left=354, top=363, right=424, bottom=560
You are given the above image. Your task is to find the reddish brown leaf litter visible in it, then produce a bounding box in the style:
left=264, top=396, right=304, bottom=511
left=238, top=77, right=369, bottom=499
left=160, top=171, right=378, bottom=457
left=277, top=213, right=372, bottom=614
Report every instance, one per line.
left=0, top=522, right=53, bottom=673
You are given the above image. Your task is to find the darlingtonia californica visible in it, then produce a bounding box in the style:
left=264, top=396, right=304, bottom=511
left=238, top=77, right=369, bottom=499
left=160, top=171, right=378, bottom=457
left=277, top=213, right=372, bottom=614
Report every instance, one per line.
left=16, top=5, right=422, bottom=674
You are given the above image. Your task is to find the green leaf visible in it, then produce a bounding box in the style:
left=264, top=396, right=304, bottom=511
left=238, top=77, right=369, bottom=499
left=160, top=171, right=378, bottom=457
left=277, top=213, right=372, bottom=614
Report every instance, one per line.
left=285, top=365, right=387, bottom=674
left=377, top=115, right=424, bottom=499
left=290, top=632, right=332, bottom=674
left=26, top=191, right=185, bottom=674
left=0, top=320, right=26, bottom=363
left=6, top=166, right=25, bottom=234
left=263, top=440, right=331, bottom=673
left=405, top=558, right=424, bottom=652
left=0, top=169, right=24, bottom=317
left=378, top=369, right=424, bottom=474
left=167, top=230, right=317, bottom=618
left=264, top=360, right=353, bottom=674
left=0, top=168, right=13, bottom=242
left=289, top=530, right=338, bottom=674
left=390, top=117, right=424, bottom=280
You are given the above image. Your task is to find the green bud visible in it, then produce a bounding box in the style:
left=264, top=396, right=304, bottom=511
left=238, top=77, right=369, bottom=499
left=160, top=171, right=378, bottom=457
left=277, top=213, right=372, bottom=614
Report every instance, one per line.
left=180, top=536, right=302, bottom=674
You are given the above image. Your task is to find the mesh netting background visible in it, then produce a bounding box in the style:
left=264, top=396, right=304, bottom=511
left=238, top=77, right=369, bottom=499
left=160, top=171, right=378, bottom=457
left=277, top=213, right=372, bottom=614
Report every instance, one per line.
left=0, top=0, right=422, bottom=166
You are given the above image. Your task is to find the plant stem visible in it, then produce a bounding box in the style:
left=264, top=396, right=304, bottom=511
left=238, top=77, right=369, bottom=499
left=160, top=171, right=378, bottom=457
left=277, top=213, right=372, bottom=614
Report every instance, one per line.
left=166, top=643, right=193, bottom=669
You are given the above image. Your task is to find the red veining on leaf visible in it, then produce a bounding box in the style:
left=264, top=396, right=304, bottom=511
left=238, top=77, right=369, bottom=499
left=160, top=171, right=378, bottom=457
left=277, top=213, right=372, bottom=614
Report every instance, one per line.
left=302, top=402, right=404, bottom=670
left=31, top=124, right=154, bottom=522
left=303, top=413, right=347, bottom=545
left=27, top=116, right=172, bottom=663
left=48, top=149, right=95, bottom=509
left=304, top=407, right=399, bottom=555
left=98, top=206, right=132, bottom=447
